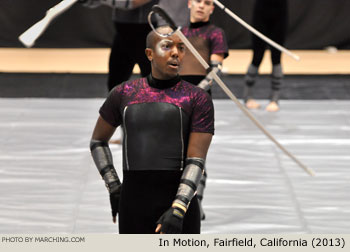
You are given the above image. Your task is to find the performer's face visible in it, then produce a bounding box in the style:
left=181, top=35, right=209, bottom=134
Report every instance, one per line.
left=188, top=0, right=214, bottom=23
left=147, top=34, right=185, bottom=80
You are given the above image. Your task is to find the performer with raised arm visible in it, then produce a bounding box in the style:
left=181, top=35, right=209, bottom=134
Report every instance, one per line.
left=180, top=0, right=228, bottom=95
left=90, top=26, right=214, bottom=234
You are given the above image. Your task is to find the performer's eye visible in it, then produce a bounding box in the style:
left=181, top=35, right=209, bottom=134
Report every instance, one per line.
left=160, top=41, right=172, bottom=51
left=178, top=45, right=185, bottom=52
left=162, top=44, right=171, bottom=50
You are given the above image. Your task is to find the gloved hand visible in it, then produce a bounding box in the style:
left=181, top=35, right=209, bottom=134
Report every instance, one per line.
left=155, top=206, right=185, bottom=234
left=109, top=184, right=122, bottom=223
left=78, top=0, right=102, bottom=8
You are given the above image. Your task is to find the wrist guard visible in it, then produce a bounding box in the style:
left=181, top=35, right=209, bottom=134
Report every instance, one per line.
left=172, top=157, right=205, bottom=213
left=196, top=169, right=207, bottom=201
left=80, top=0, right=134, bottom=9
left=197, top=78, right=212, bottom=91
left=198, top=60, right=222, bottom=91
left=78, top=0, right=102, bottom=8
left=102, top=0, right=133, bottom=9
left=90, top=139, right=121, bottom=193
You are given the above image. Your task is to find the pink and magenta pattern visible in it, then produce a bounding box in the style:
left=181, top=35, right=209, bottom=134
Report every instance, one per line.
left=99, top=78, right=215, bottom=134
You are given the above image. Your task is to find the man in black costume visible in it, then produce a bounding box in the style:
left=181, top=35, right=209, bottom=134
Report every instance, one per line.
left=90, top=26, right=214, bottom=234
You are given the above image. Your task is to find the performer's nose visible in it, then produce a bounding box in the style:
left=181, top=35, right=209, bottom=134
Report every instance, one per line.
left=171, top=47, right=179, bottom=58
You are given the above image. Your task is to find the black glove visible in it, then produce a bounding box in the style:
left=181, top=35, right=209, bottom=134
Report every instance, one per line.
left=109, top=184, right=122, bottom=223
left=156, top=207, right=185, bottom=234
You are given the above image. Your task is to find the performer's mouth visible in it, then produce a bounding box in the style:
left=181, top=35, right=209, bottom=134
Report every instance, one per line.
left=168, top=61, right=180, bottom=69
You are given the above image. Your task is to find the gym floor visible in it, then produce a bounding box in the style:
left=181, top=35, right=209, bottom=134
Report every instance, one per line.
left=0, top=49, right=349, bottom=233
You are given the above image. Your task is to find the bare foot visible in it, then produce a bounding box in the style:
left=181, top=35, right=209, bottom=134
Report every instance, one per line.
left=266, top=101, right=280, bottom=112
left=245, top=99, right=261, bottom=109
left=109, top=139, right=122, bottom=145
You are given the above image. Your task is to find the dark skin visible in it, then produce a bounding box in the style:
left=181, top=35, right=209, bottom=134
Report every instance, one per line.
left=91, top=28, right=213, bottom=229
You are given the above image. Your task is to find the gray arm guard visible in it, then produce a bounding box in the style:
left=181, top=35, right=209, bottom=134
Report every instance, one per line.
left=172, top=157, right=205, bottom=212
left=197, top=60, right=222, bottom=91
left=101, top=0, right=133, bottom=9
left=90, top=139, right=121, bottom=193
left=80, top=0, right=134, bottom=9
left=79, top=0, right=102, bottom=8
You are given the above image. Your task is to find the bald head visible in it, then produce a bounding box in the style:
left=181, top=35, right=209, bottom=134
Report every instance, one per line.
left=146, top=26, right=175, bottom=49
left=145, top=26, right=185, bottom=80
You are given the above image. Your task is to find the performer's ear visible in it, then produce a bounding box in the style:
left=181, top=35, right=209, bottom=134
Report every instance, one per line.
left=210, top=5, right=215, bottom=14
left=188, top=0, right=192, bottom=9
left=145, top=48, right=153, bottom=61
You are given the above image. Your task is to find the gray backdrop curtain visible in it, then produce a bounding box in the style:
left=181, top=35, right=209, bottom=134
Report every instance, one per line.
left=1, top=0, right=349, bottom=49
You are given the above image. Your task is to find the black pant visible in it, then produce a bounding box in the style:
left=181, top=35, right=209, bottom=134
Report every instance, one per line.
left=251, top=0, right=288, bottom=67
left=108, top=23, right=152, bottom=91
left=118, top=170, right=201, bottom=234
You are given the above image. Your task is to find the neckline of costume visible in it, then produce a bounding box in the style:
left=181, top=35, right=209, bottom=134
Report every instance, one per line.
left=147, top=74, right=181, bottom=89
left=190, top=21, right=210, bottom=29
